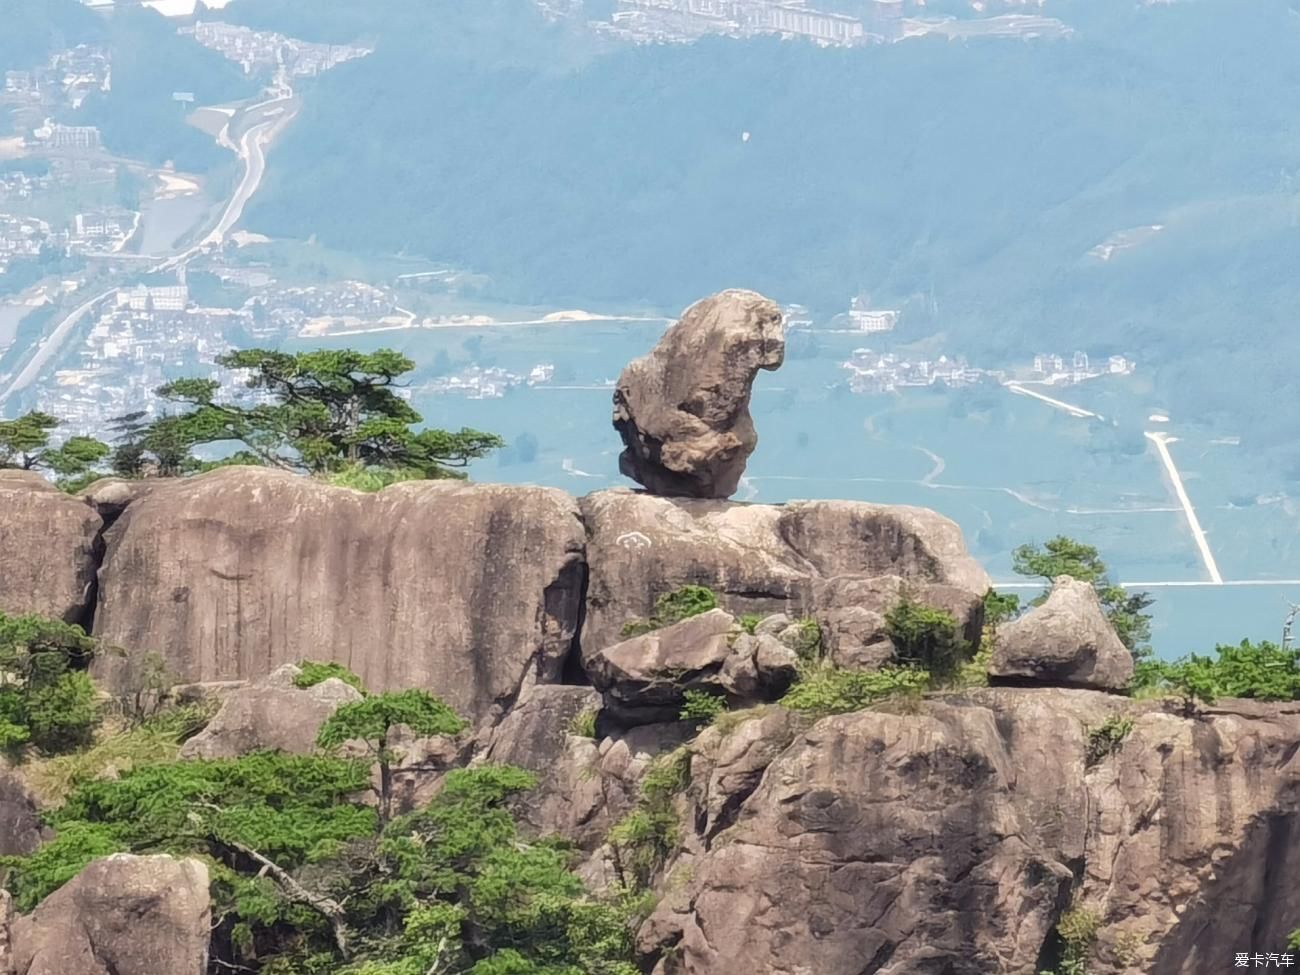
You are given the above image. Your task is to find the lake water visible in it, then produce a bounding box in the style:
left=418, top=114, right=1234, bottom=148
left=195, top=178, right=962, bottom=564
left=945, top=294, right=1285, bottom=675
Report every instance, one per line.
left=289, top=321, right=1300, bottom=658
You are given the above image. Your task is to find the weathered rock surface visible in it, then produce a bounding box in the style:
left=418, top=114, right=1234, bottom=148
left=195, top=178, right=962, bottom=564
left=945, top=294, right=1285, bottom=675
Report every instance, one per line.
left=92, top=468, right=586, bottom=722
left=613, top=289, right=784, bottom=498
left=476, top=684, right=607, bottom=845
left=0, top=772, right=44, bottom=858
left=579, top=490, right=989, bottom=660
left=179, top=663, right=363, bottom=759
left=588, top=610, right=739, bottom=724
left=10, top=854, right=210, bottom=975
left=990, top=576, right=1134, bottom=692
left=640, top=688, right=1300, bottom=975
left=0, top=471, right=100, bottom=624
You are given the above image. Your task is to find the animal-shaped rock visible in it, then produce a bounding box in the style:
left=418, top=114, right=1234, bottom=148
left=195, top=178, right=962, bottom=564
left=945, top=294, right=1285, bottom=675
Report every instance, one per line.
left=614, top=289, right=784, bottom=498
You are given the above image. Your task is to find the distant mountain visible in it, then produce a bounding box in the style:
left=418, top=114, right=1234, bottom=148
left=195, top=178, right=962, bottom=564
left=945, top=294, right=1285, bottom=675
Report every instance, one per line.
left=230, top=0, right=1300, bottom=455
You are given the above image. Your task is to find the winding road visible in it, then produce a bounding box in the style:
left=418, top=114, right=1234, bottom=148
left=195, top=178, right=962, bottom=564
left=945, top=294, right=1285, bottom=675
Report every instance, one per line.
left=0, top=84, right=296, bottom=405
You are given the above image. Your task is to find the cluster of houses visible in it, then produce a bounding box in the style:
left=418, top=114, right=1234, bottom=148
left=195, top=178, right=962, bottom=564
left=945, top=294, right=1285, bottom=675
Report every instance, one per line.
left=180, top=21, right=373, bottom=78
left=424, top=364, right=556, bottom=400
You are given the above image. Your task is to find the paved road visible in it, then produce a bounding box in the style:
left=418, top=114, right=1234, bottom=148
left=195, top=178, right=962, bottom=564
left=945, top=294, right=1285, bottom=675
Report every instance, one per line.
left=1144, top=430, right=1224, bottom=585
left=0, top=88, right=295, bottom=405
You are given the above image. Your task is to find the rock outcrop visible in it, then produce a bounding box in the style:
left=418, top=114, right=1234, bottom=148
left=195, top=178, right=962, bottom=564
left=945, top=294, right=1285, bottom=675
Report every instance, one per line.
left=0, top=773, right=43, bottom=859
left=9, top=854, right=210, bottom=975
left=990, top=576, right=1134, bottom=692
left=579, top=490, right=989, bottom=661
left=588, top=610, right=800, bottom=726
left=640, top=688, right=1300, bottom=975
left=92, top=468, right=586, bottom=722
left=588, top=610, right=740, bottom=724
left=613, top=289, right=784, bottom=498
left=0, top=471, right=100, bottom=625
left=179, top=663, right=363, bottom=759
left=476, top=684, right=608, bottom=845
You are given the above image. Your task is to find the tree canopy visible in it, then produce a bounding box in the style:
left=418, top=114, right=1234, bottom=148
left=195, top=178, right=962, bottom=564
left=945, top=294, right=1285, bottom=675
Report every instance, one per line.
left=0, top=612, right=99, bottom=755
left=156, top=348, right=503, bottom=479
left=0, top=412, right=108, bottom=483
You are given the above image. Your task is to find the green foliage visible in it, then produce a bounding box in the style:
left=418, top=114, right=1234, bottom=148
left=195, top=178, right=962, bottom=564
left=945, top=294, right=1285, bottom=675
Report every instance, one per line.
left=1085, top=715, right=1134, bottom=767
left=326, top=464, right=427, bottom=492
left=4, top=752, right=374, bottom=910
left=0, top=412, right=109, bottom=486
left=788, top=617, right=823, bottom=661
left=1132, top=640, right=1300, bottom=711
left=1289, top=928, right=1300, bottom=952
left=780, top=664, right=931, bottom=716
left=738, top=613, right=764, bottom=635
left=317, top=690, right=465, bottom=750
left=566, top=707, right=598, bottom=739
left=27, top=702, right=215, bottom=804
left=157, top=348, right=502, bottom=480
left=983, top=588, right=1022, bottom=627
left=679, top=689, right=727, bottom=725
left=621, top=585, right=718, bottom=637
left=294, top=660, right=367, bottom=695
left=1013, top=537, right=1153, bottom=661
left=608, top=749, right=690, bottom=891
left=1039, top=906, right=1100, bottom=975
left=884, top=595, right=968, bottom=679
left=344, top=765, right=639, bottom=975
left=318, top=690, right=467, bottom=823
left=106, top=411, right=200, bottom=478
left=0, top=612, right=100, bottom=755
left=955, top=642, right=992, bottom=689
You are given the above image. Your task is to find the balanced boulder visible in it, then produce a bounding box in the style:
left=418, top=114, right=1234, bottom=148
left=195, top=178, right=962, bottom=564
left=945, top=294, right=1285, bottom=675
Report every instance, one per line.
left=613, top=289, right=784, bottom=499
left=989, top=576, right=1134, bottom=692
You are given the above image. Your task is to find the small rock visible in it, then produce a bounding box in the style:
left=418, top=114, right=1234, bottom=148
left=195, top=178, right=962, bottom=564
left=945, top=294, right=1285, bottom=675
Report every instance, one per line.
left=0, top=772, right=43, bottom=858
left=11, top=854, right=210, bottom=975
left=989, top=576, right=1134, bottom=692
left=588, top=609, right=740, bottom=724
left=179, top=663, right=363, bottom=759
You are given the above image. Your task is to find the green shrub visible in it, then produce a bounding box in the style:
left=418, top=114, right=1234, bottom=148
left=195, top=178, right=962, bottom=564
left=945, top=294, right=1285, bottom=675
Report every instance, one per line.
left=621, top=585, right=719, bottom=637
left=0, top=612, right=100, bottom=755
left=885, top=596, right=968, bottom=680
left=1129, top=640, right=1300, bottom=709
left=4, top=752, right=376, bottom=910
left=325, top=464, right=427, bottom=492
left=567, top=707, right=599, bottom=739
left=983, top=588, right=1022, bottom=627
left=679, top=689, right=726, bottom=725
left=294, top=660, right=367, bottom=695
left=738, top=613, right=765, bottom=635
left=608, top=748, right=691, bottom=890
left=1038, top=906, right=1100, bottom=975
left=788, top=617, right=823, bottom=661
left=780, top=664, right=930, bottom=716
left=1085, top=715, right=1134, bottom=767
left=317, top=690, right=467, bottom=824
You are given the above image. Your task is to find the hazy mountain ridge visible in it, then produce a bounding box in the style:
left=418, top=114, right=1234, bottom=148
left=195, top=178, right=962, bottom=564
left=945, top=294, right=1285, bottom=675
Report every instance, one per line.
left=221, top=1, right=1300, bottom=455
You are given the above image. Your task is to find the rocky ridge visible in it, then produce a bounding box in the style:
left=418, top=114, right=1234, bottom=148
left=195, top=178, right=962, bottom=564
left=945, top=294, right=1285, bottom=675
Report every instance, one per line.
left=0, top=289, right=1293, bottom=974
